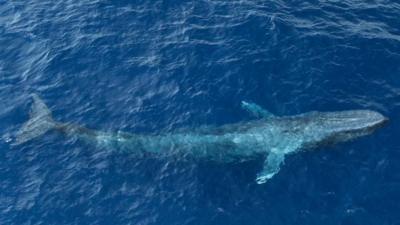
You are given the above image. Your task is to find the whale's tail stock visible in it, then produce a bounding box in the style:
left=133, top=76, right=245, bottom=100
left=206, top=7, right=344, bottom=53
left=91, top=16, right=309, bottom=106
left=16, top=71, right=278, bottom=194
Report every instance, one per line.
left=13, top=94, right=57, bottom=146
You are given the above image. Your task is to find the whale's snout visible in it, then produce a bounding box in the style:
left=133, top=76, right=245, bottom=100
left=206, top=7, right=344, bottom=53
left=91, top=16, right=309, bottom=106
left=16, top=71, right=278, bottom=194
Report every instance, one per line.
left=359, top=110, right=388, bottom=130
left=301, top=110, right=388, bottom=148
left=324, top=110, right=387, bottom=131
left=315, top=110, right=388, bottom=142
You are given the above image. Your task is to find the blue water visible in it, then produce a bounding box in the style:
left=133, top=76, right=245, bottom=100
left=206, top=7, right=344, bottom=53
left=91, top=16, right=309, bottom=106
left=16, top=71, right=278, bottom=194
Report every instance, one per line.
left=1, top=0, right=400, bottom=224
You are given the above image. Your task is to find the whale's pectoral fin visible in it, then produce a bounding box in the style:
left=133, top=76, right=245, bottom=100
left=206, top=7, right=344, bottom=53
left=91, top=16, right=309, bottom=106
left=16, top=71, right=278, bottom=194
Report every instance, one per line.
left=256, top=152, right=285, bottom=184
left=241, top=101, right=275, bottom=119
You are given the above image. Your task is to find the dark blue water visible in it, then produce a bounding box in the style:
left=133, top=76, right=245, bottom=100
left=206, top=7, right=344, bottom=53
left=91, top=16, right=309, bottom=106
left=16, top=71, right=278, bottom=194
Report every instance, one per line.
left=1, top=0, right=400, bottom=224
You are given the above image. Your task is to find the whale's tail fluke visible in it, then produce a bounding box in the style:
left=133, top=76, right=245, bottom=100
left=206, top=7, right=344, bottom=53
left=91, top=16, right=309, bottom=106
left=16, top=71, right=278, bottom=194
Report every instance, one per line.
left=13, top=94, right=57, bottom=145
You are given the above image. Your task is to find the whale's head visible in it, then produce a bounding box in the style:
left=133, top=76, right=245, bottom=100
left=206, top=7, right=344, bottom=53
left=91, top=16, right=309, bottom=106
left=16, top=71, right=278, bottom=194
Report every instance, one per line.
left=300, top=110, right=388, bottom=148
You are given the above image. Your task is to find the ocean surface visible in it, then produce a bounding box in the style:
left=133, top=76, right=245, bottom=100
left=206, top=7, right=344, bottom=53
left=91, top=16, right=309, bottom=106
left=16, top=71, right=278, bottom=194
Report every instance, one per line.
left=1, top=0, right=400, bottom=224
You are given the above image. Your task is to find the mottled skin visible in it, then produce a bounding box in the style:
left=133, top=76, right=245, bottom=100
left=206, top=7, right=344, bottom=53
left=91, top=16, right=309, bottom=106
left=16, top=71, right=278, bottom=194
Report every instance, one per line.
left=14, top=95, right=388, bottom=184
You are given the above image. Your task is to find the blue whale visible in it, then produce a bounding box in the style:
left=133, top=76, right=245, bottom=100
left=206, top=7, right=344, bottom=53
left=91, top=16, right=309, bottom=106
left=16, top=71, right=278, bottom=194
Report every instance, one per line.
left=14, top=94, right=388, bottom=183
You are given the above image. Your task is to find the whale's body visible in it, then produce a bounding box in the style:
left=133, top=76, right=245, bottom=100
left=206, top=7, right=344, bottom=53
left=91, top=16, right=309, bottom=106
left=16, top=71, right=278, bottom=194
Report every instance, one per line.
left=14, top=95, right=388, bottom=183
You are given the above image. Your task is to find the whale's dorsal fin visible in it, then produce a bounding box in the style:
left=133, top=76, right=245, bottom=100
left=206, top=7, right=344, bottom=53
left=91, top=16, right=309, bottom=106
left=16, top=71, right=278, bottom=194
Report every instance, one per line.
left=241, top=101, right=275, bottom=119
left=256, top=152, right=285, bottom=184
